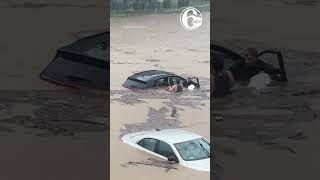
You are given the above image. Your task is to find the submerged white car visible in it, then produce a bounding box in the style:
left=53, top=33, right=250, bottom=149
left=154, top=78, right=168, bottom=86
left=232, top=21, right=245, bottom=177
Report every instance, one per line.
left=121, top=129, right=210, bottom=172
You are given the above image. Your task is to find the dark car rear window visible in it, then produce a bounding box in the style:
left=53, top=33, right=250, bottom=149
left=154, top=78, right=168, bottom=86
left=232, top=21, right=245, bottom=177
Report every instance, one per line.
left=212, top=45, right=243, bottom=70
left=123, top=78, right=147, bottom=89
left=41, top=52, right=108, bottom=90
left=40, top=32, right=109, bottom=90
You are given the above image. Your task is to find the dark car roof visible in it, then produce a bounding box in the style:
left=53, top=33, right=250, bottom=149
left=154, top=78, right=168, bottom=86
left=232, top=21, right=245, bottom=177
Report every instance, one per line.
left=40, top=32, right=109, bottom=90
left=129, top=70, right=177, bottom=82
left=59, top=32, right=108, bottom=62
left=211, top=43, right=244, bottom=70
left=211, top=43, right=243, bottom=61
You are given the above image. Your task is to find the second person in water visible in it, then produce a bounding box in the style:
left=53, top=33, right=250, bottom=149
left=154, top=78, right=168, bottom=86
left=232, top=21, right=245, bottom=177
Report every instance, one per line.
left=167, top=79, right=184, bottom=93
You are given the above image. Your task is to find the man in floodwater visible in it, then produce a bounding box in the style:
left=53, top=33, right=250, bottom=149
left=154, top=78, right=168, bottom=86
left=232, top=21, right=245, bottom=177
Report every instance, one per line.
left=212, top=54, right=235, bottom=96
left=212, top=48, right=282, bottom=96
left=167, top=79, right=183, bottom=93
left=228, top=48, right=282, bottom=81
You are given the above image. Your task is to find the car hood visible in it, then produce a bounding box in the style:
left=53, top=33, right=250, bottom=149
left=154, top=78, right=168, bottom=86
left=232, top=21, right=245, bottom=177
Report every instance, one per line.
left=182, top=158, right=210, bottom=172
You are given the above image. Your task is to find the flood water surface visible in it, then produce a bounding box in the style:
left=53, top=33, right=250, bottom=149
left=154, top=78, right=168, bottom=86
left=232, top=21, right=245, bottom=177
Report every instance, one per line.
left=110, top=12, right=210, bottom=180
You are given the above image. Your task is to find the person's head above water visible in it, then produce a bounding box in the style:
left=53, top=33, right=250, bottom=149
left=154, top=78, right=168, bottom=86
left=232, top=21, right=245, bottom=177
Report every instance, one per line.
left=212, top=54, right=224, bottom=72
left=244, top=48, right=258, bottom=65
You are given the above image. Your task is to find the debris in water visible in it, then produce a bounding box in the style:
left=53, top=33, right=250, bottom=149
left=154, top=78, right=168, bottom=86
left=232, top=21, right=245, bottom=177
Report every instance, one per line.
left=171, top=106, right=177, bottom=117
left=215, top=115, right=224, bottom=122
left=248, top=73, right=272, bottom=90
left=125, top=158, right=178, bottom=172
left=288, top=131, right=307, bottom=140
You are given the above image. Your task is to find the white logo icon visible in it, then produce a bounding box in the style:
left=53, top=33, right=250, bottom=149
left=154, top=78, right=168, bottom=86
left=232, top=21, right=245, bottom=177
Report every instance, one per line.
left=180, top=7, right=202, bottom=30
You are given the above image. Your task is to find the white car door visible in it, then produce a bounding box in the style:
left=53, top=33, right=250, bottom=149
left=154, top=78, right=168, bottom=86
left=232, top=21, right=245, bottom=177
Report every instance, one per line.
left=136, top=138, right=167, bottom=160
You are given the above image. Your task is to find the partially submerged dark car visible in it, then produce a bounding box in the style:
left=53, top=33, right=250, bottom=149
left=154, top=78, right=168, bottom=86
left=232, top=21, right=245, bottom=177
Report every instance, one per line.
left=40, top=32, right=109, bottom=90
left=123, top=70, right=200, bottom=90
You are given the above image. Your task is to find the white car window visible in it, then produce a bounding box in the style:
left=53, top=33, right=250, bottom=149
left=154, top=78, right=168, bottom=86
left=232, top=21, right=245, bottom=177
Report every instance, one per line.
left=198, top=138, right=210, bottom=155
left=156, top=141, right=176, bottom=158
left=170, top=76, right=184, bottom=85
left=138, top=138, right=157, bottom=152
left=174, top=139, right=210, bottom=161
left=154, top=77, right=169, bottom=88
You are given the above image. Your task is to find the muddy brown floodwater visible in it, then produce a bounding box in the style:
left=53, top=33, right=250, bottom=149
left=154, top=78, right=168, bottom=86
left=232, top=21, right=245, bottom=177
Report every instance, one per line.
left=110, top=12, right=210, bottom=180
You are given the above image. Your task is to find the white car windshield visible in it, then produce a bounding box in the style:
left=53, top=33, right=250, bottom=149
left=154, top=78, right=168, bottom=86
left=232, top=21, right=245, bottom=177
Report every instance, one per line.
left=174, top=138, right=210, bottom=161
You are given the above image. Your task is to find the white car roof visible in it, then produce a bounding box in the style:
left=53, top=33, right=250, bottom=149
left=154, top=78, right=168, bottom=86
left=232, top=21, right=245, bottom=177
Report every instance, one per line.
left=143, top=129, right=203, bottom=144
